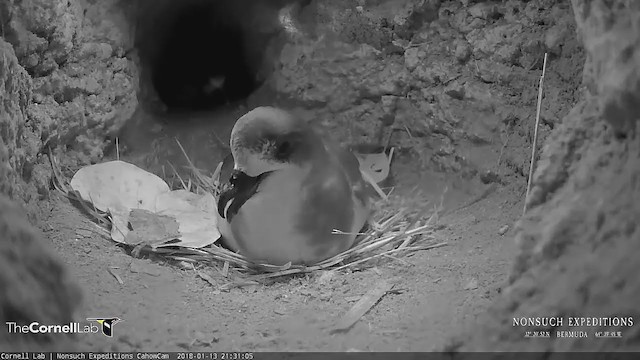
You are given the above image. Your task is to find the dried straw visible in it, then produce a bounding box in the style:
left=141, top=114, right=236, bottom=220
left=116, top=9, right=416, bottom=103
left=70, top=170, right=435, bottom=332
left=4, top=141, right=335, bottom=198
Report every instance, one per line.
left=524, top=53, right=549, bottom=214
left=49, top=141, right=447, bottom=279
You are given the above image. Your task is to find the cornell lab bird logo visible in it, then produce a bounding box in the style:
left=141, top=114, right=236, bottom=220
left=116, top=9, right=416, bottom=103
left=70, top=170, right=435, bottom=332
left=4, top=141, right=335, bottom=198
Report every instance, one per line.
left=87, top=317, right=122, bottom=337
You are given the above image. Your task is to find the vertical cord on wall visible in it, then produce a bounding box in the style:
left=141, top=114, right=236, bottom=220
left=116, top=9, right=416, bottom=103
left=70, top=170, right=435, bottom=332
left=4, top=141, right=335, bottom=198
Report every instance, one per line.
left=524, top=53, right=549, bottom=215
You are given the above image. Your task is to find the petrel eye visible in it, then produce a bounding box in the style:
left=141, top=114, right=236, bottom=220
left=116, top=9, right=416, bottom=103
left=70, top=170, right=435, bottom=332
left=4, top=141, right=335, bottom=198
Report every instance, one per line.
left=276, top=141, right=292, bottom=158
left=229, top=173, right=238, bottom=185
left=229, top=170, right=243, bottom=186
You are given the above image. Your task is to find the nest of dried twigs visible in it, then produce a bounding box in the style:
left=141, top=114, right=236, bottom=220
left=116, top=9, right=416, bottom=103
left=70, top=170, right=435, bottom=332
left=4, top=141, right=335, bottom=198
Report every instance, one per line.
left=48, top=143, right=447, bottom=280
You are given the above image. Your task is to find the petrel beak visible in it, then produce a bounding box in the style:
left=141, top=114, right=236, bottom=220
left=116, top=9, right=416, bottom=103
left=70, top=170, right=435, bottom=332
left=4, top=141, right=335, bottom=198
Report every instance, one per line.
left=218, top=169, right=243, bottom=219
left=217, top=169, right=271, bottom=222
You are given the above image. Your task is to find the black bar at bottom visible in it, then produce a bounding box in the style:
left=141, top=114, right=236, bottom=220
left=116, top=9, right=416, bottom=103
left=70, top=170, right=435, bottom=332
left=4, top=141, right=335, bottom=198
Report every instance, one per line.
left=0, top=353, right=638, bottom=360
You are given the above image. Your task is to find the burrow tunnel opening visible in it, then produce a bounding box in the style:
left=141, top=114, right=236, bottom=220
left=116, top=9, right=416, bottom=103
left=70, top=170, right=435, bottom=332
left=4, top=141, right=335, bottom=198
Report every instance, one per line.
left=135, top=0, right=289, bottom=113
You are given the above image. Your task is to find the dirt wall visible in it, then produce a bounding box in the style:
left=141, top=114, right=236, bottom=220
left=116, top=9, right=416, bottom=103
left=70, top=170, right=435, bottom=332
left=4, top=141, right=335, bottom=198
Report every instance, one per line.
left=0, top=0, right=137, bottom=205
left=0, top=22, right=83, bottom=351
left=450, top=0, right=640, bottom=352
left=270, top=0, right=584, bottom=185
left=0, top=191, right=81, bottom=351
left=0, top=0, right=135, bottom=350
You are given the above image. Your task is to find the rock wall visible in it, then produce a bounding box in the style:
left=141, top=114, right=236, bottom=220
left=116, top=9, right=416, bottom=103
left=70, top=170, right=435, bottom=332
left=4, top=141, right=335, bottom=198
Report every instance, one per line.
left=451, top=0, right=640, bottom=352
left=0, top=0, right=137, bottom=204
left=0, top=0, right=134, bottom=350
left=0, top=192, right=82, bottom=351
left=0, top=39, right=32, bottom=199
left=270, top=0, right=584, bottom=183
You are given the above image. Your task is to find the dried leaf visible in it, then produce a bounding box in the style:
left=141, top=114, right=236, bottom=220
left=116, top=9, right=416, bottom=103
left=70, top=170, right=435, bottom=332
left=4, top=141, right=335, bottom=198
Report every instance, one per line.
left=354, top=148, right=394, bottom=184
left=70, top=160, right=170, bottom=213
left=155, top=190, right=220, bottom=248
left=125, top=209, right=180, bottom=246
left=109, top=207, right=131, bottom=244
left=331, top=280, right=394, bottom=333
left=197, top=271, right=218, bottom=287
left=70, top=160, right=219, bottom=248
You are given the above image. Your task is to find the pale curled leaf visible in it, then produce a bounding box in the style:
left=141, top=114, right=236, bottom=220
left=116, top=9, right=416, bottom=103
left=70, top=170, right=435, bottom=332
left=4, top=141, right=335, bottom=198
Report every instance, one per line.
left=71, top=160, right=219, bottom=248
left=155, top=190, right=220, bottom=248
left=70, top=160, right=170, bottom=213
left=354, top=147, right=394, bottom=184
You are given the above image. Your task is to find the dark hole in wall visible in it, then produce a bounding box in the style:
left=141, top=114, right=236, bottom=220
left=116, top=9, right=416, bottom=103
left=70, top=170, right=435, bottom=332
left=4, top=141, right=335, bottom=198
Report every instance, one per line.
left=151, top=3, right=255, bottom=111
left=135, top=0, right=291, bottom=114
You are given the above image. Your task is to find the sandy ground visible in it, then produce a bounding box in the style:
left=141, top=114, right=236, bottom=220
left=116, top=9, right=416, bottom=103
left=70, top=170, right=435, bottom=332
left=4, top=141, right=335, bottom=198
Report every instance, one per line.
left=38, top=106, right=524, bottom=352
